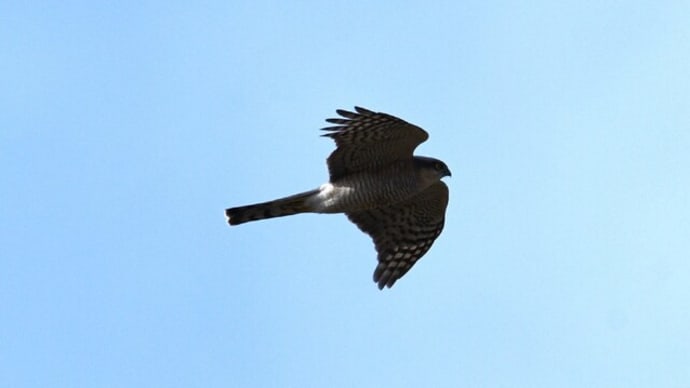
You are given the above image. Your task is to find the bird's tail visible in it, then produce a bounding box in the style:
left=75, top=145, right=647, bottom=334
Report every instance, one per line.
left=225, top=189, right=320, bottom=226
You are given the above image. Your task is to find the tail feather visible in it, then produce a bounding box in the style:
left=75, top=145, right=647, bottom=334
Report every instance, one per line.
left=225, top=189, right=319, bottom=225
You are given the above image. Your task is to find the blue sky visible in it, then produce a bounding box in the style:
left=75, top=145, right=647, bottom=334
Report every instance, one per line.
left=2, top=1, right=690, bottom=387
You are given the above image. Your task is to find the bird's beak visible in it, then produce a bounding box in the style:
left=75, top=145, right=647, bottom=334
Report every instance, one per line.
left=445, top=168, right=452, bottom=178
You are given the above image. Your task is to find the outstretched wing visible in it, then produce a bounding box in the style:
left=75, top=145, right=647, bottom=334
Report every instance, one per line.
left=346, top=181, right=449, bottom=289
left=321, top=106, right=429, bottom=181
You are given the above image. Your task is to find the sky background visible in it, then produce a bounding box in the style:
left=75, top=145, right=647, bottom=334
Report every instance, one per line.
left=2, top=1, right=690, bottom=387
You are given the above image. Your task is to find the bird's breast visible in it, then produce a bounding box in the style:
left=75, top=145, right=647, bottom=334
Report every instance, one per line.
left=314, top=169, right=422, bottom=213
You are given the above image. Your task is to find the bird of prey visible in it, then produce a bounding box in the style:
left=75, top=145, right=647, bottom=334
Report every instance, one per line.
left=225, top=107, right=451, bottom=289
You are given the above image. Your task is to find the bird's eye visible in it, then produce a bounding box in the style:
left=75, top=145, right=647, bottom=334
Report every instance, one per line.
left=434, top=162, right=443, bottom=171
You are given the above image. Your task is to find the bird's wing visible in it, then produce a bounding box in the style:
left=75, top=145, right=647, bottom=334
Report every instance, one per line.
left=346, top=181, right=449, bottom=289
left=321, top=106, right=429, bottom=181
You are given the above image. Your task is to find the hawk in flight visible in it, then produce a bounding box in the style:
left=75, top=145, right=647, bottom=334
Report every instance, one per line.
left=225, top=107, right=451, bottom=289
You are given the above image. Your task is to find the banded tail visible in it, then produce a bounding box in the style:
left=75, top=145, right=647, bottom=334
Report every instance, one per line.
left=225, top=189, right=319, bottom=225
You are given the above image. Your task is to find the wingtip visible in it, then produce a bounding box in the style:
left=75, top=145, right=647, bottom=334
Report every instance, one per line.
left=375, top=279, right=396, bottom=290
left=333, top=108, right=358, bottom=120
left=324, top=106, right=375, bottom=126
left=374, top=268, right=398, bottom=290
left=354, top=106, right=374, bottom=115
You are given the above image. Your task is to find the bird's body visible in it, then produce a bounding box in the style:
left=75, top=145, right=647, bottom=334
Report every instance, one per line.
left=225, top=107, right=451, bottom=289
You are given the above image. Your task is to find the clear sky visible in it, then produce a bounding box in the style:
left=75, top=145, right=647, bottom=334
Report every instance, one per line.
left=2, top=1, right=690, bottom=387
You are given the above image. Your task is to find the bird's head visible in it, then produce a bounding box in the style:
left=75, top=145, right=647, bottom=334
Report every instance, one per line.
left=415, top=156, right=452, bottom=185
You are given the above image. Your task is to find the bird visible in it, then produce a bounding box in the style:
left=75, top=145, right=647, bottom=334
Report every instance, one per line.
left=225, top=106, right=451, bottom=289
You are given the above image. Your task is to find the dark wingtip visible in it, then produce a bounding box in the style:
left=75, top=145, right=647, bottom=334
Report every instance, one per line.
left=324, top=118, right=346, bottom=125
left=376, top=278, right=396, bottom=290
left=323, top=106, right=375, bottom=128
left=333, top=108, right=359, bottom=120
left=374, top=268, right=397, bottom=290
left=354, top=106, right=374, bottom=115
left=322, top=116, right=350, bottom=131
